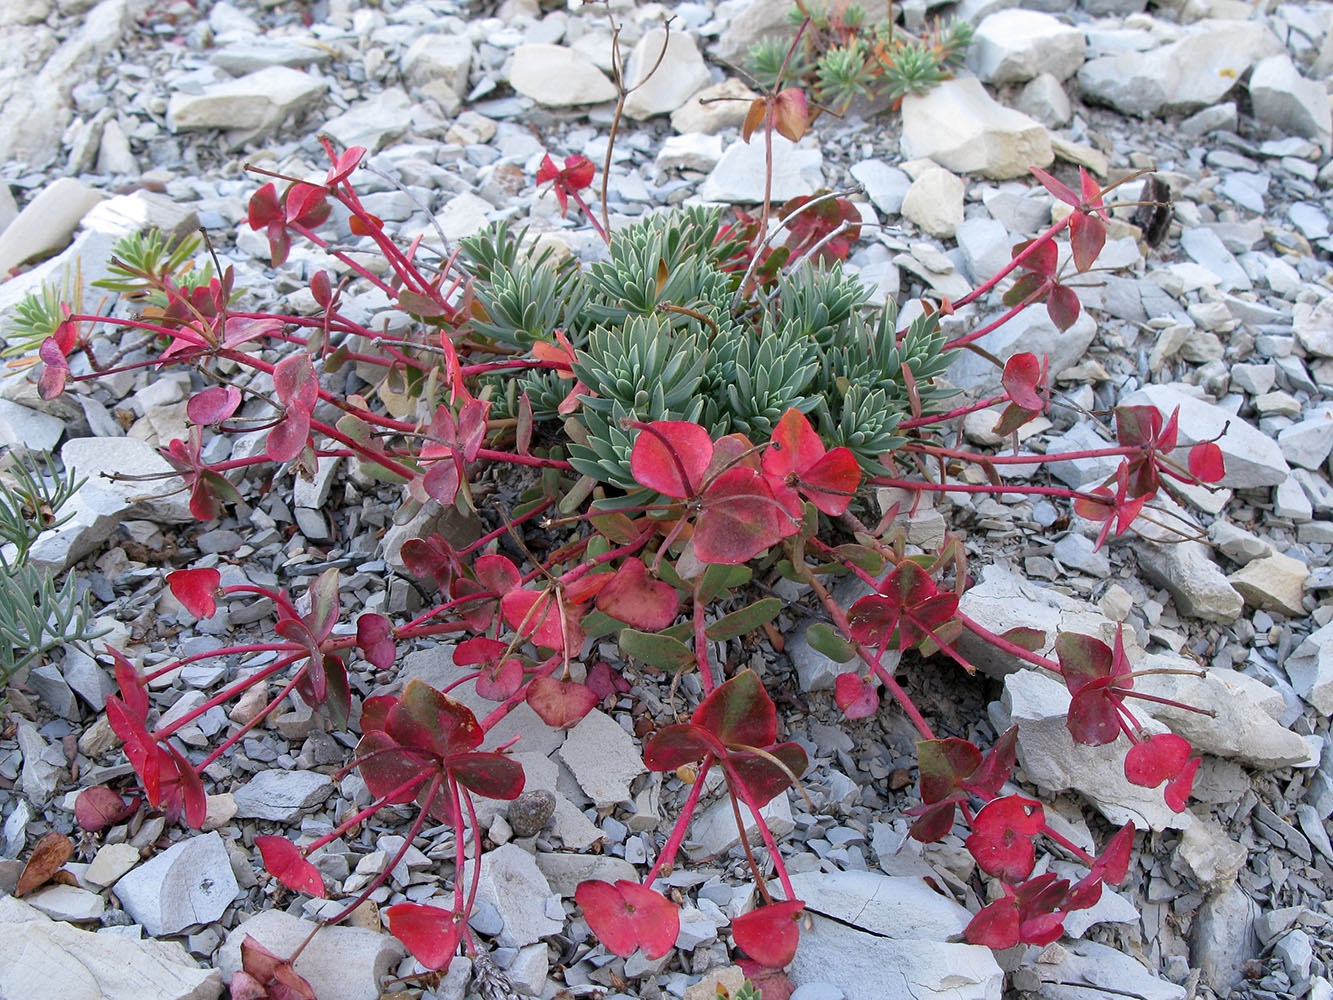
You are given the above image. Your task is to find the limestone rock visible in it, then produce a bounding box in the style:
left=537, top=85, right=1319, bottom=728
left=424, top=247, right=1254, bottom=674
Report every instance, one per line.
left=534, top=853, right=638, bottom=897
left=698, top=135, right=824, bottom=203
left=1035, top=941, right=1185, bottom=1000
left=1015, top=72, right=1073, bottom=127
left=947, top=301, right=1095, bottom=392
left=557, top=709, right=644, bottom=809
left=0, top=177, right=102, bottom=276
left=1286, top=623, right=1333, bottom=715
left=320, top=88, right=413, bottom=153
left=622, top=28, right=711, bottom=119
left=900, top=166, right=964, bottom=238
left=716, top=0, right=890, bottom=63
left=1228, top=551, right=1309, bottom=617
left=671, top=79, right=759, bottom=135
left=217, top=910, right=405, bottom=1000
left=507, top=45, right=615, bottom=106
left=850, top=159, right=911, bottom=216
left=970, top=10, right=1086, bottom=83
left=784, top=871, right=971, bottom=940
left=1132, top=536, right=1244, bottom=624
left=901, top=79, right=1052, bottom=180
left=112, top=832, right=240, bottom=936
left=1177, top=817, right=1247, bottom=892
left=166, top=66, right=327, bottom=135
left=0, top=905, right=222, bottom=1000
left=474, top=843, right=562, bottom=948
left=1078, top=21, right=1282, bottom=116
left=1192, top=885, right=1260, bottom=993
left=1249, top=55, right=1332, bottom=148
left=402, top=33, right=472, bottom=94
left=232, top=769, right=333, bottom=823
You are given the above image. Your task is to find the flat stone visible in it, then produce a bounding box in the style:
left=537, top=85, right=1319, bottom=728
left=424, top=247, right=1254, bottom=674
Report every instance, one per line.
left=1015, top=72, right=1072, bottom=128
left=1294, top=296, right=1333, bottom=357
left=670, top=78, right=758, bottom=135
left=402, top=33, right=472, bottom=94
left=112, top=831, right=240, bottom=936
left=1229, top=551, right=1309, bottom=617
left=557, top=709, right=644, bottom=809
left=534, top=853, right=638, bottom=897
left=0, top=907, right=222, bottom=1000
left=1192, top=884, right=1260, bottom=993
left=166, top=66, right=326, bottom=135
left=1249, top=54, right=1332, bottom=146
left=1176, top=816, right=1248, bottom=892
left=232, top=769, right=333, bottom=822
left=1286, top=622, right=1333, bottom=714
left=474, top=843, right=562, bottom=948
left=699, top=134, right=824, bottom=203
left=1036, top=940, right=1185, bottom=1000
left=85, top=842, right=140, bottom=886
left=900, top=166, right=964, bottom=238
left=24, top=884, right=105, bottom=922
left=686, top=788, right=794, bottom=860
left=507, top=44, right=614, bottom=106
left=622, top=28, right=710, bottom=119
left=1133, top=535, right=1244, bottom=623
left=0, top=177, right=102, bottom=276
left=901, top=78, right=1052, bottom=180
left=209, top=38, right=332, bottom=75
left=850, top=159, right=911, bottom=216
left=784, top=871, right=971, bottom=940
left=319, top=88, right=412, bottom=153
left=217, top=910, right=405, bottom=1000
left=1279, top=411, right=1333, bottom=469
left=655, top=132, right=724, bottom=172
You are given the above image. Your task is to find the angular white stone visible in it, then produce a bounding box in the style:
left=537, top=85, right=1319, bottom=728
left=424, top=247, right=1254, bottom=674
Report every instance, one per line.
left=900, top=166, right=964, bottom=238
left=901, top=79, right=1052, bottom=180
left=699, top=134, right=824, bottom=203
left=622, top=29, right=711, bottom=119
left=0, top=177, right=102, bottom=276
left=970, top=10, right=1086, bottom=83
left=557, top=709, right=644, bottom=809
left=319, top=88, right=412, bottom=153
left=507, top=45, right=615, bottom=106
left=112, top=832, right=240, bottom=936
left=232, top=769, right=333, bottom=823
left=85, top=842, right=141, bottom=887
left=402, top=33, right=472, bottom=94
left=167, top=66, right=327, bottom=133
left=1249, top=55, right=1332, bottom=148
left=784, top=871, right=971, bottom=940
left=24, top=884, right=105, bottom=922
left=474, top=843, right=562, bottom=947
left=1287, top=622, right=1333, bottom=715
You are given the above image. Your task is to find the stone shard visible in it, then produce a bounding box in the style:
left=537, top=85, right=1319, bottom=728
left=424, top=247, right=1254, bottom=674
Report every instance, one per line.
left=217, top=910, right=405, bottom=1000
left=0, top=176, right=102, bottom=276
left=557, top=709, right=644, bottom=809
left=1248, top=55, right=1332, bottom=148
left=507, top=45, right=615, bottom=106
left=622, top=28, right=711, bottom=119
left=474, top=843, right=562, bottom=948
left=1034, top=940, right=1185, bottom=1000
left=166, top=66, right=327, bottom=135
left=699, top=135, right=824, bottom=203
left=783, top=871, right=971, bottom=940
left=112, top=831, right=240, bottom=936
left=901, top=78, right=1052, bottom=180
left=900, top=166, right=965, bottom=239
left=232, top=769, right=334, bottom=823
left=970, top=10, right=1086, bottom=83
left=1287, top=623, right=1333, bottom=715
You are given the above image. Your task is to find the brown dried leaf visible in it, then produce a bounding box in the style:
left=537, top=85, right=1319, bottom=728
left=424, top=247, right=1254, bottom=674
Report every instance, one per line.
left=16, top=831, right=74, bottom=897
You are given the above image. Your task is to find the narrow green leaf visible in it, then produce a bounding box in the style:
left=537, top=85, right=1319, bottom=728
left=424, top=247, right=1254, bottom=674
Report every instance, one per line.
left=619, top=628, right=694, bottom=672
left=705, top=598, right=782, bottom=641
left=806, top=622, right=856, bottom=663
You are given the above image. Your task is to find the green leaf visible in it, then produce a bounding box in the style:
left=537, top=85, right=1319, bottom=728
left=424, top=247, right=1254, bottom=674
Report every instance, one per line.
left=696, top=563, right=752, bottom=604
left=806, top=622, right=856, bottom=663
left=619, top=628, right=694, bottom=672
left=579, top=610, right=622, bottom=642
left=705, top=598, right=782, bottom=641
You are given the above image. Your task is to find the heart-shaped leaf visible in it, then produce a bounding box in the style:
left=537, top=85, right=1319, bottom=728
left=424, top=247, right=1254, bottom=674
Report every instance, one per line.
left=834, top=672, right=879, bottom=719
left=1124, top=733, right=1191, bottom=788
left=966, top=795, right=1044, bottom=882
left=575, top=880, right=680, bottom=959
left=525, top=676, right=598, bottom=729
left=168, top=568, right=222, bottom=619
left=74, top=786, right=136, bottom=832
left=187, top=386, right=242, bottom=426
left=732, top=900, right=804, bottom=968
left=630, top=421, right=713, bottom=498
left=356, top=614, right=396, bottom=669
left=595, top=559, right=680, bottom=631
left=255, top=836, right=327, bottom=898
left=1188, top=441, right=1225, bottom=483
left=385, top=903, right=463, bottom=971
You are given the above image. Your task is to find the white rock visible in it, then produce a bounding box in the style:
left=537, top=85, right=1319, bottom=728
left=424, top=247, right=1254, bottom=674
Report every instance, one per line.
left=655, top=132, right=724, bottom=172
left=1192, top=884, right=1260, bottom=993
left=622, top=28, right=711, bottom=119
left=0, top=177, right=102, bottom=276
left=1036, top=940, right=1185, bottom=1000
left=112, top=832, right=240, bottom=936
left=18, top=722, right=63, bottom=804
left=210, top=39, right=332, bottom=75
left=698, top=134, right=824, bottom=203
left=534, top=852, right=638, bottom=897
left=0, top=906, right=222, bottom=1000
left=1078, top=21, right=1282, bottom=116
left=1208, top=520, right=1271, bottom=564
left=25, top=884, right=105, bottom=922
left=784, top=871, right=971, bottom=940
left=1060, top=884, right=1141, bottom=937
left=970, top=10, right=1086, bottom=83
left=789, top=915, right=1003, bottom=1000
left=402, top=33, right=472, bottom=94
left=850, top=159, right=911, bottom=216
left=1119, top=383, right=1290, bottom=488
left=955, top=217, right=1012, bottom=285
left=1294, top=295, right=1333, bottom=357
left=671, top=78, right=758, bottom=135
left=232, top=769, right=333, bottom=822
left=320, top=88, right=413, bottom=153
left=1015, top=73, right=1072, bottom=128
left=994, top=670, right=1185, bottom=831
left=1132, top=535, right=1244, bottom=624
left=557, top=709, right=644, bottom=809
left=957, top=563, right=1118, bottom=676
left=85, top=843, right=140, bottom=887
left=166, top=66, right=327, bottom=134
left=1176, top=817, right=1247, bottom=892
left=507, top=44, right=615, bottom=106
left=687, top=788, right=794, bottom=860
left=1287, top=622, right=1333, bottom=715
left=474, top=843, right=562, bottom=948
left=0, top=399, right=64, bottom=455
left=900, top=166, right=964, bottom=238
left=434, top=192, right=493, bottom=243
left=713, top=0, right=889, bottom=62
left=901, top=79, right=1052, bottom=180
left=1249, top=55, right=1332, bottom=148
left=217, top=910, right=405, bottom=1000
left=1133, top=655, right=1311, bottom=768
left=1228, top=551, right=1309, bottom=617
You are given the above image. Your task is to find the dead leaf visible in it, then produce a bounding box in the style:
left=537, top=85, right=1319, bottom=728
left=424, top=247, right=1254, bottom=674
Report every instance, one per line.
left=16, top=831, right=74, bottom=897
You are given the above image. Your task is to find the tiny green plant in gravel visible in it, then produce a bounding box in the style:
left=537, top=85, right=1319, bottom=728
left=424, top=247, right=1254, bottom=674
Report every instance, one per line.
left=12, top=15, right=1229, bottom=997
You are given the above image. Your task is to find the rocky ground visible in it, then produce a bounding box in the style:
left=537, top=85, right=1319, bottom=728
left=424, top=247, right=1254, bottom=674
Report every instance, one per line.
left=1, top=0, right=1333, bottom=999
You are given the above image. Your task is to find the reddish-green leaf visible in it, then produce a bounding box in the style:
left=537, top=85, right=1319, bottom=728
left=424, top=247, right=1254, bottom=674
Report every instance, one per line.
left=356, top=614, right=396, bottom=669
left=575, top=880, right=679, bottom=959
left=168, top=568, right=222, bottom=619
left=618, top=628, right=694, bottom=672
left=525, top=676, right=598, bottom=729
left=1046, top=283, right=1080, bottom=332
left=1188, top=441, right=1225, bottom=483
left=966, top=795, right=1044, bottom=882
left=630, top=421, right=713, bottom=498
left=450, top=752, right=525, bottom=800
left=732, top=900, right=804, bottom=968
left=385, top=903, right=463, bottom=971
left=74, top=786, right=136, bottom=832
left=255, top=836, right=327, bottom=898
left=834, top=672, right=879, bottom=719
left=694, top=468, right=788, bottom=565
left=595, top=559, right=680, bottom=631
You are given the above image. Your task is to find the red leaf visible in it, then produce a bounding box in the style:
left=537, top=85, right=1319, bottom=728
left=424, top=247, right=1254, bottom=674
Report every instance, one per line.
left=642, top=724, right=717, bottom=772
left=386, top=680, right=484, bottom=758
left=75, top=786, right=136, bottom=832
left=586, top=661, right=630, bottom=701
left=255, top=836, right=327, bottom=898
left=629, top=421, right=713, bottom=498
left=562, top=154, right=595, bottom=191
left=168, top=568, right=222, bottom=619
left=1046, top=283, right=1081, bottom=332
left=422, top=460, right=461, bottom=506
left=525, top=676, right=598, bottom=729
left=907, top=798, right=962, bottom=843
left=694, top=468, right=788, bottom=565
left=326, top=146, right=366, bottom=186
left=247, top=183, right=282, bottom=229
left=732, top=900, right=804, bottom=968
left=693, top=669, right=777, bottom=749
left=1164, top=757, right=1200, bottom=812
left=742, top=98, right=766, bottom=143
left=37, top=337, right=71, bottom=400
left=1069, top=211, right=1106, bottom=273
left=166, top=743, right=208, bottom=829
left=108, top=646, right=149, bottom=721
left=475, top=658, right=524, bottom=702
left=355, top=731, right=430, bottom=803
left=474, top=554, right=521, bottom=597
left=725, top=743, right=808, bottom=807
left=1015, top=237, right=1058, bottom=277
left=1124, top=733, right=1191, bottom=788
left=595, top=559, right=680, bottom=631
left=266, top=408, right=311, bottom=462
left=834, top=672, right=879, bottom=719
left=917, top=737, right=982, bottom=804
left=356, top=614, right=396, bottom=669
left=575, top=880, right=680, bottom=959
left=1092, top=822, right=1135, bottom=886
left=385, top=903, right=463, bottom=971
left=450, top=752, right=525, bottom=800
left=238, top=936, right=318, bottom=1000
left=501, top=589, right=584, bottom=653
left=771, top=88, right=809, bottom=143
left=1030, top=167, right=1079, bottom=207
left=966, top=795, right=1044, bottom=882
left=965, top=896, right=1020, bottom=949
left=187, top=386, right=241, bottom=425
left=1001, top=353, right=1044, bottom=412
left=1188, top=441, right=1225, bottom=483
left=798, top=447, right=860, bottom=516
left=273, top=353, right=319, bottom=411
left=285, top=183, right=328, bottom=227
